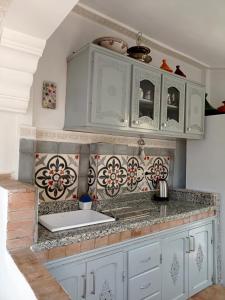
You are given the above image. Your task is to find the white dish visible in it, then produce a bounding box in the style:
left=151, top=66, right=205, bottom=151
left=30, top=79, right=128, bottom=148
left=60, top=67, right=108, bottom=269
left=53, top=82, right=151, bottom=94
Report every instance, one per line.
left=39, top=210, right=115, bottom=232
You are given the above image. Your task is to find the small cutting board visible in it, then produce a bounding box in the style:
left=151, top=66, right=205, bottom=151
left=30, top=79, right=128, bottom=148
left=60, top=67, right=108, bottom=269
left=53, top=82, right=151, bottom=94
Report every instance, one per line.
left=39, top=210, right=115, bottom=232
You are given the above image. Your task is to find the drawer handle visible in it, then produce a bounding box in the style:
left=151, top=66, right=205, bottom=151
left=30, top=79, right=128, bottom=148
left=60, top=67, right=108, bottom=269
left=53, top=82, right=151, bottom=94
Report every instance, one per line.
left=90, top=271, right=95, bottom=295
left=140, top=282, right=151, bottom=290
left=140, top=256, right=151, bottom=263
left=81, top=275, right=86, bottom=299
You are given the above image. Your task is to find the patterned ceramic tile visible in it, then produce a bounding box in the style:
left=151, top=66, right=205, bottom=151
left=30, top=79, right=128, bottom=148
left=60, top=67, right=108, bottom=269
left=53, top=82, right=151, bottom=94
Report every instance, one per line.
left=88, top=155, right=127, bottom=200
left=35, top=153, right=79, bottom=202
left=127, top=155, right=170, bottom=193
left=42, top=81, right=56, bottom=109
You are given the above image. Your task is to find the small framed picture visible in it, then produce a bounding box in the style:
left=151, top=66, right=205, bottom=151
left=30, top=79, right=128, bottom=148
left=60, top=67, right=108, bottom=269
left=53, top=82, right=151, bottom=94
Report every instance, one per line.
left=42, top=81, right=56, bottom=109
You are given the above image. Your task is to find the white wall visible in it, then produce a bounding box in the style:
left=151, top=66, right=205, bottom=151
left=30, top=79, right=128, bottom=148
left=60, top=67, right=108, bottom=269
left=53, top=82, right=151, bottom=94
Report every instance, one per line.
left=186, top=115, right=225, bottom=284
left=33, top=11, right=205, bottom=129
left=0, top=9, right=206, bottom=175
left=208, top=69, right=225, bottom=108
left=0, top=187, right=37, bottom=300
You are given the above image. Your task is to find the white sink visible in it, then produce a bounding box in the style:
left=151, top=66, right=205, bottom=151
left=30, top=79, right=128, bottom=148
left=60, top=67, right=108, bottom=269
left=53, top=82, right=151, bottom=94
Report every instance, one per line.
left=39, top=210, right=115, bottom=232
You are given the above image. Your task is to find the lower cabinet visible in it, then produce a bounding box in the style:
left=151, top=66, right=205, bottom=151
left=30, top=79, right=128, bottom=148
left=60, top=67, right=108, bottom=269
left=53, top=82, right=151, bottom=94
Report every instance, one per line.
left=162, top=223, right=213, bottom=300
left=46, top=219, right=215, bottom=300
left=86, top=252, right=124, bottom=300
left=48, top=261, right=86, bottom=300
left=162, top=232, right=188, bottom=300
left=188, top=223, right=213, bottom=296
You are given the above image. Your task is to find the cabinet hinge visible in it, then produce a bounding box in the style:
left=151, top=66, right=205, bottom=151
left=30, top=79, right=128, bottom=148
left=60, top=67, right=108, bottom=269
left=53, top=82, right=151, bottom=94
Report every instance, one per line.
left=160, top=253, right=162, bottom=264
left=211, top=236, right=213, bottom=245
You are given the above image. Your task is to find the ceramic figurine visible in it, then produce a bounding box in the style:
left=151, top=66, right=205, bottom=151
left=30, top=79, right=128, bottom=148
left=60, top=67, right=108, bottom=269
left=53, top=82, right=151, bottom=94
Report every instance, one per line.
left=160, top=59, right=173, bottom=73
left=217, top=101, right=225, bottom=113
left=174, top=65, right=186, bottom=77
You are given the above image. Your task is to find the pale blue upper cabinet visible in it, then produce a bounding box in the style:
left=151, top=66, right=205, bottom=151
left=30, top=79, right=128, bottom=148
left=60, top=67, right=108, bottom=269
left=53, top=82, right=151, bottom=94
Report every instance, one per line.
left=188, top=224, right=213, bottom=297
left=64, top=43, right=205, bottom=138
left=86, top=252, right=125, bottom=300
left=91, top=52, right=131, bottom=128
left=131, top=65, right=161, bottom=130
left=161, top=74, right=185, bottom=133
left=162, top=231, right=188, bottom=300
left=185, top=82, right=205, bottom=136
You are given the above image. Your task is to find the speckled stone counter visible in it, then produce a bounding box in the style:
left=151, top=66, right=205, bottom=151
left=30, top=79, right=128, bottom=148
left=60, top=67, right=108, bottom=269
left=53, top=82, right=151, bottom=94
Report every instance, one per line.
left=32, top=189, right=218, bottom=258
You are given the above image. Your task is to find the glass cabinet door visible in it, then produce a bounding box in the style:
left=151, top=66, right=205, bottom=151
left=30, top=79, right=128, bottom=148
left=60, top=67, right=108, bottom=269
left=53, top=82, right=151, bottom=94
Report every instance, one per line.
left=131, top=66, right=161, bottom=130
left=161, top=74, right=185, bottom=133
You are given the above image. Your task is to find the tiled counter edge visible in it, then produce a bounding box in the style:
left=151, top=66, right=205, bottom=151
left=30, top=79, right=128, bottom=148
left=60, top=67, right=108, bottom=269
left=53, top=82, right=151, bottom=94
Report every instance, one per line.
left=0, top=177, right=70, bottom=300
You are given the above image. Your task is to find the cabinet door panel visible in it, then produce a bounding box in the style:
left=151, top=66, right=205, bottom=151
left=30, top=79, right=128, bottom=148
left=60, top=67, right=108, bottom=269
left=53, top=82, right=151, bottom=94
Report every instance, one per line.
left=91, top=52, right=130, bottom=128
left=48, top=262, right=86, bottom=300
left=161, top=75, right=185, bottom=133
left=186, top=83, right=205, bottom=135
left=188, top=224, right=213, bottom=296
left=162, top=232, right=188, bottom=300
left=87, top=252, right=124, bottom=300
left=131, top=66, right=161, bottom=130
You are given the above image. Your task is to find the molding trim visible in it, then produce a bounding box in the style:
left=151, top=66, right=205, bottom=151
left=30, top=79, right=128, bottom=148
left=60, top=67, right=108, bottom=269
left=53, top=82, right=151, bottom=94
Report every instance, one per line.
left=20, top=126, right=176, bottom=149
left=0, top=0, right=11, bottom=28
left=0, top=28, right=46, bottom=113
left=1, top=28, right=46, bottom=56
left=73, top=3, right=209, bottom=69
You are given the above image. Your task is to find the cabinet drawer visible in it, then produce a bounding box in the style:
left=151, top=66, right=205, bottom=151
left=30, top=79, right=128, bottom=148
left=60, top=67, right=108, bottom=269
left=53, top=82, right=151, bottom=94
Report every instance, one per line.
left=128, top=242, right=160, bottom=277
left=128, top=268, right=161, bottom=300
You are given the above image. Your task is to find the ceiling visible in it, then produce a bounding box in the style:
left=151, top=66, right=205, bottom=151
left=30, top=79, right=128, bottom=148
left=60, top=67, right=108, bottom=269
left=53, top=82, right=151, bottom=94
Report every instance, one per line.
left=80, top=0, right=225, bottom=67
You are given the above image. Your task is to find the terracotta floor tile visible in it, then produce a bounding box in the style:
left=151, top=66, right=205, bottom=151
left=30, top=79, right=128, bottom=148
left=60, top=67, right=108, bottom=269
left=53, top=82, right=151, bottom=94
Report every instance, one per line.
left=189, top=285, right=225, bottom=300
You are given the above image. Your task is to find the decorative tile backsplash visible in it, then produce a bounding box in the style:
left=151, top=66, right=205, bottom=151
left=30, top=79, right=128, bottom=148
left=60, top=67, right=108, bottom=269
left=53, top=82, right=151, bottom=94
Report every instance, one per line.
left=19, top=139, right=176, bottom=204
left=89, top=153, right=170, bottom=200
left=88, top=154, right=128, bottom=200
left=35, top=153, right=79, bottom=202
left=127, top=156, right=170, bottom=193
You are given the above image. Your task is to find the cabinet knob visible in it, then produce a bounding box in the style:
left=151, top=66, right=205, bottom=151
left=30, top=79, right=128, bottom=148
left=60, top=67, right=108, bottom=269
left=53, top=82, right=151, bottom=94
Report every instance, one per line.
left=187, top=127, right=191, bottom=132
left=162, top=122, right=167, bottom=128
left=121, top=118, right=128, bottom=124
left=133, top=120, right=140, bottom=125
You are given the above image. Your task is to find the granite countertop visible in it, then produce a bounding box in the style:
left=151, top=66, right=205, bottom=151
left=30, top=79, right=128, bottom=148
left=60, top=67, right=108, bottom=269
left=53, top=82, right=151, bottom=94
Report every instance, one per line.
left=33, top=190, right=217, bottom=252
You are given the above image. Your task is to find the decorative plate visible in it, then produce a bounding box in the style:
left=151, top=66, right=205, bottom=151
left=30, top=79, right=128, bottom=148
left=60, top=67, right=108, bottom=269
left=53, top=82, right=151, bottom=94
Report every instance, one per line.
left=93, top=37, right=128, bottom=54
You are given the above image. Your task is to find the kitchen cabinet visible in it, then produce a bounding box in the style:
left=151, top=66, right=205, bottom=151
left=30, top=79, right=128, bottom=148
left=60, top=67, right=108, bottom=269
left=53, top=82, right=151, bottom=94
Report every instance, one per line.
left=47, top=261, right=86, bottom=300
left=162, top=232, right=188, bottom=300
left=86, top=252, right=124, bottom=300
left=162, top=223, right=213, bottom=300
left=188, top=223, right=213, bottom=296
left=131, top=65, right=161, bottom=130
left=161, top=74, right=186, bottom=133
left=185, top=82, right=205, bottom=136
left=91, top=51, right=131, bottom=128
left=64, top=43, right=205, bottom=139
left=46, top=218, right=215, bottom=300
